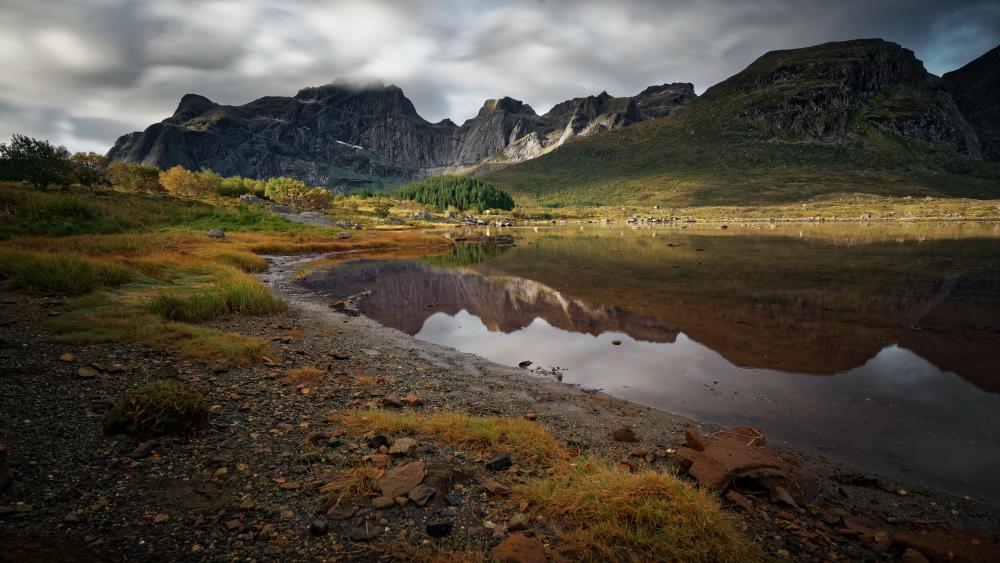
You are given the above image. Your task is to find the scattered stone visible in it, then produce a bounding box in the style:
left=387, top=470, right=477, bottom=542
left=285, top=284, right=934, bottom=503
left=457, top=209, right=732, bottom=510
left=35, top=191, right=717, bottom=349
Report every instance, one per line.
left=518, top=361, right=532, bottom=368
left=278, top=481, right=302, bottom=490
left=379, top=460, right=426, bottom=498
left=486, top=453, right=512, bottom=471
left=366, top=434, right=389, bottom=449
left=309, top=519, right=329, bottom=536
left=58, top=352, right=76, bottom=362
left=363, top=453, right=391, bottom=467
left=611, top=340, right=622, bottom=345
left=128, top=439, right=158, bottom=460
left=393, top=496, right=408, bottom=507
left=372, top=496, right=395, bottom=510
left=483, top=479, right=510, bottom=496
left=407, top=484, right=436, bottom=507
left=389, top=437, right=417, bottom=457
left=492, top=532, right=547, bottom=563
left=78, top=366, right=99, bottom=378
left=213, top=467, right=229, bottom=479
left=426, top=520, right=454, bottom=538
left=402, top=393, right=423, bottom=406
left=612, top=427, right=637, bottom=442
left=507, top=513, right=530, bottom=531
left=382, top=395, right=403, bottom=408
left=207, top=229, right=225, bottom=239
left=152, top=513, right=170, bottom=523
left=225, top=519, right=242, bottom=531
left=524, top=412, right=537, bottom=421
left=345, top=524, right=381, bottom=542
left=325, top=506, right=355, bottom=521
left=725, top=489, right=754, bottom=512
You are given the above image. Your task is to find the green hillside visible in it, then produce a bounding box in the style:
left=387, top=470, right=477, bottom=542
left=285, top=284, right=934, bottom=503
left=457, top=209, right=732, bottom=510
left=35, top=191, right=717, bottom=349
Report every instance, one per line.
left=483, top=40, right=1000, bottom=207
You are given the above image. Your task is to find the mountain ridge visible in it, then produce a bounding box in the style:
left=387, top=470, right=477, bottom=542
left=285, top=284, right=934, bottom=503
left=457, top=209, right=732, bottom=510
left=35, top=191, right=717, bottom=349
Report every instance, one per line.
left=107, top=81, right=695, bottom=189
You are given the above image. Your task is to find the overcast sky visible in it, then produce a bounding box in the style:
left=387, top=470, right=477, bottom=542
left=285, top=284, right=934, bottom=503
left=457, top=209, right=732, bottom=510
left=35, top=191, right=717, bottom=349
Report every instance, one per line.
left=1, top=0, right=998, bottom=154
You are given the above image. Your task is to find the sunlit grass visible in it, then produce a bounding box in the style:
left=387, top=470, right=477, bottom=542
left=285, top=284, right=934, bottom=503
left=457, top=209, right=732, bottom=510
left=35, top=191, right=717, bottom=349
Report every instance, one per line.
left=336, top=410, right=760, bottom=561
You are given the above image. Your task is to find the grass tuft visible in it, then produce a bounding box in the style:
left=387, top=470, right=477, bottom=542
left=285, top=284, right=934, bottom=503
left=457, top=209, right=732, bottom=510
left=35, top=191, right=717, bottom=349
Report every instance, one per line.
left=103, top=380, right=209, bottom=437
left=323, top=464, right=383, bottom=506
left=0, top=251, right=133, bottom=295
left=514, top=458, right=764, bottom=562
left=338, top=409, right=567, bottom=469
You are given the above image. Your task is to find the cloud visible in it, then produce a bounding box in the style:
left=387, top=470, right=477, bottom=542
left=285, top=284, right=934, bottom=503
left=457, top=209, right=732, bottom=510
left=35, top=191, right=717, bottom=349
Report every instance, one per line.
left=0, top=0, right=997, bottom=153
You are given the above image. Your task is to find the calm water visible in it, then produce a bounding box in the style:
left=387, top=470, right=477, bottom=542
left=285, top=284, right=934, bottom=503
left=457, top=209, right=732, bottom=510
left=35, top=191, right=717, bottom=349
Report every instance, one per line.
left=300, top=223, right=1000, bottom=501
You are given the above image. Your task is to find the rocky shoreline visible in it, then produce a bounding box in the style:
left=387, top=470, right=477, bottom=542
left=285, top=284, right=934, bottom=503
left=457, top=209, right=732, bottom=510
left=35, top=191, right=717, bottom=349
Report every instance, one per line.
left=1, top=250, right=999, bottom=562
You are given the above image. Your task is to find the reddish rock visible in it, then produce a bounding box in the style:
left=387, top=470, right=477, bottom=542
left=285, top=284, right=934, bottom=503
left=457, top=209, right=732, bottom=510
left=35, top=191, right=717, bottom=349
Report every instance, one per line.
left=684, top=425, right=711, bottom=451
left=724, top=489, right=754, bottom=512
left=371, top=496, right=395, bottom=509
left=492, top=532, right=547, bottom=563
left=900, top=548, right=930, bottom=563
left=379, top=460, right=425, bottom=498
left=671, top=447, right=699, bottom=469
left=0, top=444, right=11, bottom=494
left=402, top=394, right=423, bottom=406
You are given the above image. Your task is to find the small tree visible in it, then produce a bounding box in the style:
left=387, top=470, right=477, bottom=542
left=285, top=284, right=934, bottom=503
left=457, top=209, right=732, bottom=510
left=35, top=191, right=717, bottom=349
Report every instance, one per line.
left=106, top=161, right=162, bottom=193
left=0, top=134, right=73, bottom=189
left=159, top=165, right=201, bottom=196
left=195, top=169, right=222, bottom=195
left=373, top=198, right=392, bottom=218
left=264, top=177, right=307, bottom=202
left=70, top=152, right=109, bottom=189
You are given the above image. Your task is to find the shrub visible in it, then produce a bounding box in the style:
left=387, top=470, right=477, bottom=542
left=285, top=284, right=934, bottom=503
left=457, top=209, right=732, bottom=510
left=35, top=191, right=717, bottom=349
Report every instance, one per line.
left=103, top=381, right=209, bottom=437
left=218, top=176, right=265, bottom=198
left=373, top=198, right=392, bottom=218
left=265, top=177, right=332, bottom=210
left=159, top=166, right=200, bottom=196
left=395, top=176, right=514, bottom=212
left=70, top=152, right=109, bottom=189
left=106, top=161, right=161, bottom=192
left=0, top=251, right=133, bottom=295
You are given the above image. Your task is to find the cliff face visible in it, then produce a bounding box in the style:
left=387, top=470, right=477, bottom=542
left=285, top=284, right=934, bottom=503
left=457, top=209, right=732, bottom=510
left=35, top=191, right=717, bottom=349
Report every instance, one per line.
left=107, top=81, right=696, bottom=188
left=944, top=45, right=1000, bottom=162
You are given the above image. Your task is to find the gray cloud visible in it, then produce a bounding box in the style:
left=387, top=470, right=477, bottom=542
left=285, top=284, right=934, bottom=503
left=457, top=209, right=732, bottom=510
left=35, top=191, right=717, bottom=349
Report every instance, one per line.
left=0, top=0, right=997, bottom=153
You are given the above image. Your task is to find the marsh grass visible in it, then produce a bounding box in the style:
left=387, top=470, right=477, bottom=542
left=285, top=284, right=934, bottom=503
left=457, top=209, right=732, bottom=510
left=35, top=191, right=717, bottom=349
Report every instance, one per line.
left=337, top=410, right=760, bottom=561
left=322, top=464, right=383, bottom=506
left=0, top=251, right=133, bottom=295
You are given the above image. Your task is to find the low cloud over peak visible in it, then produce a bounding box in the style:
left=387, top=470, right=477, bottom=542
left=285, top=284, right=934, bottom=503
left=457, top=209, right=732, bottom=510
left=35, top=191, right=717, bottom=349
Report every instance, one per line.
left=1, top=0, right=997, bottom=153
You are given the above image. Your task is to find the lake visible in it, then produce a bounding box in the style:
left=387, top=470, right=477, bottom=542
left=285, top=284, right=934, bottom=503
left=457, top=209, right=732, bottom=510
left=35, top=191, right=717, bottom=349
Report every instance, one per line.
left=298, top=222, right=1000, bottom=502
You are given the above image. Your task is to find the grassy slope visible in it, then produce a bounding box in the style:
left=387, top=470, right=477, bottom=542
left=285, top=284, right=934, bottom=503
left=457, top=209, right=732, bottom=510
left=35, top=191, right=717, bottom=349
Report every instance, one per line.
left=484, top=43, right=1000, bottom=207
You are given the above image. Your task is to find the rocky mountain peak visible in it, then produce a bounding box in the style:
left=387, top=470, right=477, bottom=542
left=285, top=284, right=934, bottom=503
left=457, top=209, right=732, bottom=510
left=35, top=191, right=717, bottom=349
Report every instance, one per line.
left=944, top=45, right=1000, bottom=162
left=477, top=97, right=536, bottom=117
left=171, top=93, right=216, bottom=122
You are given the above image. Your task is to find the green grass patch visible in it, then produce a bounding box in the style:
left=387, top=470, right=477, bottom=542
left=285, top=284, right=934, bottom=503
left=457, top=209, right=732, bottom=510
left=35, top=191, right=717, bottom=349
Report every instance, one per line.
left=0, top=251, right=133, bottom=295
left=149, top=272, right=285, bottom=322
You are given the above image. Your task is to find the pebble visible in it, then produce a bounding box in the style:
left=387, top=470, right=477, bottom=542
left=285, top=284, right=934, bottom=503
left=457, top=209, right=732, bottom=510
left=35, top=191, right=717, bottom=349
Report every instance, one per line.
left=426, top=520, right=454, bottom=538
left=308, top=519, right=329, bottom=536
left=486, top=453, right=512, bottom=471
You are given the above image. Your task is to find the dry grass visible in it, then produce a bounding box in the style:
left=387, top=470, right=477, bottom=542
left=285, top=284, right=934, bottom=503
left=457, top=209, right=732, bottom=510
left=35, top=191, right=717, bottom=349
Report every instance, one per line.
left=354, top=375, right=378, bottom=387
left=338, top=409, right=568, bottom=470
left=321, top=464, right=384, bottom=506
left=285, top=366, right=324, bottom=385
left=514, top=458, right=764, bottom=562
left=337, top=410, right=761, bottom=562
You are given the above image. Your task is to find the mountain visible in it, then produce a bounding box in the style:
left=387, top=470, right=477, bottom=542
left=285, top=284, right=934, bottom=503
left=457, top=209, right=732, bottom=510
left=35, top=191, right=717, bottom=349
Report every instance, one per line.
left=107, top=80, right=695, bottom=189
left=944, top=45, right=1000, bottom=163
left=483, top=39, right=1000, bottom=206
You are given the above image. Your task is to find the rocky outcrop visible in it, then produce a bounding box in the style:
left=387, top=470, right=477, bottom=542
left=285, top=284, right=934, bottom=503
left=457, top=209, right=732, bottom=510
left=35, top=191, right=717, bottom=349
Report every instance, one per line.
left=944, top=45, right=1000, bottom=162
left=108, top=80, right=695, bottom=188
left=701, top=39, right=982, bottom=159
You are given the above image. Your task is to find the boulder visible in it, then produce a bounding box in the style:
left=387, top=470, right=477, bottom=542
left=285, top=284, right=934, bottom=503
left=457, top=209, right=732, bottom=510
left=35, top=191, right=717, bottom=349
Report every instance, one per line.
left=379, top=460, right=425, bottom=498
left=612, top=427, right=637, bottom=442
left=207, top=229, right=225, bottom=239
left=673, top=426, right=817, bottom=505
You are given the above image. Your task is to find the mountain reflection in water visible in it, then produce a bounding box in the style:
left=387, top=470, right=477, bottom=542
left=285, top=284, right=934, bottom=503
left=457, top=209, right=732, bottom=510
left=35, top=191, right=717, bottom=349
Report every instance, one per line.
left=297, top=225, right=1000, bottom=501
